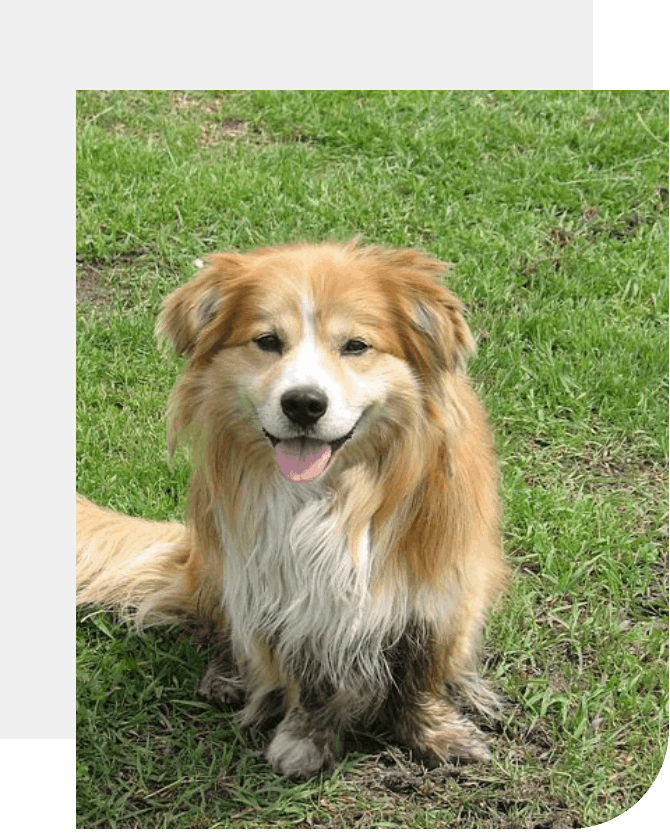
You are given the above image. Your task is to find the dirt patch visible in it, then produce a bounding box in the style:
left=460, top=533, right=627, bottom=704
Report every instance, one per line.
left=76, top=252, right=149, bottom=309
left=334, top=746, right=582, bottom=828
left=168, top=92, right=265, bottom=147
left=563, top=446, right=668, bottom=508
left=515, top=185, right=668, bottom=279
left=197, top=119, right=259, bottom=147
left=76, top=263, right=111, bottom=308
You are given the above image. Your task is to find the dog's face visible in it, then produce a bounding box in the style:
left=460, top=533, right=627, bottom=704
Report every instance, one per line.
left=159, top=243, right=474, bottom=484
left=239, top=286, right=403, bottom=482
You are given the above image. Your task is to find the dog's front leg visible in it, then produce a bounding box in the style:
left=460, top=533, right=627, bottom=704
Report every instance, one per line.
left=265, top=677, right=359, bottom=779
left=197, top=632, right=246, bottom=708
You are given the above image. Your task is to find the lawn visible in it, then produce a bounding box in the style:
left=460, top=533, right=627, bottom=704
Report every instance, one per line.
left=76, top=90, right=668, bottom=828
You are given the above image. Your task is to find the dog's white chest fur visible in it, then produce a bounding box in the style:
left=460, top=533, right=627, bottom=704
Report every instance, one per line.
left=215, top=477, right=405, bottom=691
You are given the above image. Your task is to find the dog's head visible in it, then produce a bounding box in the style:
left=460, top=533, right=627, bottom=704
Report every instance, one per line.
left=159, top=242, right=474, bottom=484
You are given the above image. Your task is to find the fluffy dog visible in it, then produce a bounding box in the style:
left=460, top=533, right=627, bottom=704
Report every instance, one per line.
left=77, top=241, right=507, bottom=778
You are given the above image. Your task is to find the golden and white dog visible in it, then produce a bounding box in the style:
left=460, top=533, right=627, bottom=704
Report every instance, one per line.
left=77, top=241, right=507, bottom=778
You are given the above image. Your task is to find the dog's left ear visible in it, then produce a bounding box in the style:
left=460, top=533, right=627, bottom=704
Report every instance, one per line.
left=157, top=254, right=246, bottom=356
left=409, top=284, right=475, bottom=375
left=382, top=249, right=475, bottom=378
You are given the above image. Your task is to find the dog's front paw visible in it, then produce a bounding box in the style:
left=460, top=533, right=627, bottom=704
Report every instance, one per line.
left=266, top=710, right=335, bottom=778
left=197, top=658, right=245, bottom=708
left=394, top=695, right=493, bottom=766
left=421, top=723, right=492, bottom=765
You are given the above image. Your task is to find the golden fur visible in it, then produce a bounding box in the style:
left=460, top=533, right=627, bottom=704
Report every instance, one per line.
left=77, top=241, right=507, bottom=777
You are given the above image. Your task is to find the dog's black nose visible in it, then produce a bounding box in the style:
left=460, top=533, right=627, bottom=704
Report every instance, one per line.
left=280, top=386, right=328, bottom=428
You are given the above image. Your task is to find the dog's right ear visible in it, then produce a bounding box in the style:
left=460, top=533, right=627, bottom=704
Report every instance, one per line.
left=157, top=254, right=246, bottom=356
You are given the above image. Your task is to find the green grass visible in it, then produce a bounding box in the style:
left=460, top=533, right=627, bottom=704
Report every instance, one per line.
left=76, top=90, right=668, bottom=828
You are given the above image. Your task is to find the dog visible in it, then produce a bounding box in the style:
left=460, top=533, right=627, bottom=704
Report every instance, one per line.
left=76, top=241, right=507, bottom=778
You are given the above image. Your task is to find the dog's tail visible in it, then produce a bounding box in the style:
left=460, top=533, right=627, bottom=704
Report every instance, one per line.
left=76, top=495, right=214, bottom=628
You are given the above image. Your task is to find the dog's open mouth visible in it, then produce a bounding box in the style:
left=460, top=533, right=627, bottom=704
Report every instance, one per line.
left=263, top=427, right=355, bottom=483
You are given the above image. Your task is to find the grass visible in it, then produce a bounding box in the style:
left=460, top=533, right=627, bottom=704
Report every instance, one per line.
left=76, top=90, right=668, bottom=828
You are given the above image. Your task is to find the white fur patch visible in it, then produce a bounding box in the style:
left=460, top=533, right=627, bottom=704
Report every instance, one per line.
left=216, top=477, right=408, bottom=694
left=266, top=724, right=326, bottom=777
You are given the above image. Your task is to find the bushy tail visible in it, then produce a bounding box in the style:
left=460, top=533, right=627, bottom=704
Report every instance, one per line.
left=76, top=495, right=208, bottom=628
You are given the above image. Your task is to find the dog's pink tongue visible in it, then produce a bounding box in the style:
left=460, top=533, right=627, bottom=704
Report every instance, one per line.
left=274, top=439, right=332, bottom=482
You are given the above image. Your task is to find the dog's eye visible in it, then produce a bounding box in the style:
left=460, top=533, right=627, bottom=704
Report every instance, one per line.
left=254, top=333, right=283, bottom=354
left=342, top=339, right=369, bottom=356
